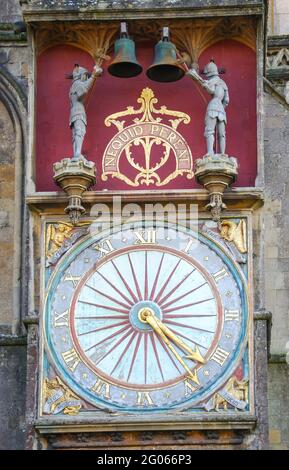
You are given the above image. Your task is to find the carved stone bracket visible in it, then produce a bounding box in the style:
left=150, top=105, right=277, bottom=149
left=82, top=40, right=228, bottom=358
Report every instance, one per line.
left=53, top=158, right=96, bottom=225
left=195, top=154, right=238, bottom=224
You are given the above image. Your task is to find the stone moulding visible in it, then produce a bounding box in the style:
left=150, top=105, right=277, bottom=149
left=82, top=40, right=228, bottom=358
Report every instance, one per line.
left=0, top=334, right=27, bottom=346
left=20, top=1, right=264, bottom=11
left=264, top=77, right=289, bottom=111
left=35, top=413, right=257, bottom=435
left=21, top=1, right=265, bottom=23
left=26, top=187, right=264, bottom=213
left=0, top=23, right=27, bottom=43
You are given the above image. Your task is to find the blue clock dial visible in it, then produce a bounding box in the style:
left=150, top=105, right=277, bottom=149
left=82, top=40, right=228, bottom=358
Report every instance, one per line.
left=44, top=222, right=248, bottom=412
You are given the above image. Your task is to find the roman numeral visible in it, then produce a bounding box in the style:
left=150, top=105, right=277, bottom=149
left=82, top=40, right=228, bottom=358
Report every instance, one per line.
left=225, top=309, right=240, bottom=321
left=64, top=272, right=81, bottom=287
left=62, top=348, right=81, bottom=372
left=211, top=347, right=230, bottom=366
left=91, top=378, right=111, bottom=399
left=54, top=309, right=69, bottom=327
left=134, top=229, right=156, bottom=245
left=93, top=239, right=115, bottom=256
left=183, top=238, right=197, bottom=253
left=136, top=391, right=154, bottom=406
left=184, top=379, right=198, bottom=397
left=212, top=267, right=229, bottom=283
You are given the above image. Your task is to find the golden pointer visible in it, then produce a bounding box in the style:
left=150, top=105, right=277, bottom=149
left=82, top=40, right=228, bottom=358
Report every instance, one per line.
left=138, top=307, right=205, bottom=385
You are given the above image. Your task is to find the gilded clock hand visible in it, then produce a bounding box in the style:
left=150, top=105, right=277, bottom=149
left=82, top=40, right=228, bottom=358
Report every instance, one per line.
left=139, top=308, right=200, bottom=384
left=139, top=308, right=205, bottom=364
left=154, top=319, right=205, bottom=364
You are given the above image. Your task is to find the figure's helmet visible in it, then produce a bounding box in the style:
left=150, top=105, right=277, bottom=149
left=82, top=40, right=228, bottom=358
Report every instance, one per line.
left=204, top=60, right=219, bottom=78
left=72, top=65, right=89, bottom=81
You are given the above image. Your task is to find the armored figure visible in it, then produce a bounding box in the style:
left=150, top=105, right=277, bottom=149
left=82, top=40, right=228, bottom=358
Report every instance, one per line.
left=69, top=64, right=102, bottom=160
left=187, top=60, right=229, bottom=156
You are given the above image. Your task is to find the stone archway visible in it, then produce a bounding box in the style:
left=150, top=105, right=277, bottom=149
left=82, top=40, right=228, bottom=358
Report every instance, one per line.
left=0, top=67, right=27, bottom=335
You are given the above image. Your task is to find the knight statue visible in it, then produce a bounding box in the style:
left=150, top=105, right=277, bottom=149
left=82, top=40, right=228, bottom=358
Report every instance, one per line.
left=69, top=63, right=102, bottom=160
left=187, top=60, right=229, bottom=156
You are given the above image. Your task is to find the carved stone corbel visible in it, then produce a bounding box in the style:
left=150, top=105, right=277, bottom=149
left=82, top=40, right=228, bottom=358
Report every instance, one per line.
left=195, top=154, right=238, bottom=223
left=53, top=158, right=96, bottom=225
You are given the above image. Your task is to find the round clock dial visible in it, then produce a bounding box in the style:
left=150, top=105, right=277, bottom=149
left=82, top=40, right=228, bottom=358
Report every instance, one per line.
left=71, top=246, right=222, bottom=389
left=44, top=222, right=248, bottom=412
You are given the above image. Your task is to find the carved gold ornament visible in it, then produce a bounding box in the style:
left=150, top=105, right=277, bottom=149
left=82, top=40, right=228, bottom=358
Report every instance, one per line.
left=46, top=222, right=90, bottom=266
left=220, top=219, right=247, bottom=254
left=205, top=375, right=249, bottom=412
left=102, top=88, right=193, bottom=187
left=43, top=376, right=82, bottom=415
left=46, top=223, right=74, bottom=259
left=213, top=376, right=249, bottom=411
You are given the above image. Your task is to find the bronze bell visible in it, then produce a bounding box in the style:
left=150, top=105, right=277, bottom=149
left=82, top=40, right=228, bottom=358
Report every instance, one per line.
left=108, top=22, right=142, bottom=78
left=146, top=27, right=185, bottom=83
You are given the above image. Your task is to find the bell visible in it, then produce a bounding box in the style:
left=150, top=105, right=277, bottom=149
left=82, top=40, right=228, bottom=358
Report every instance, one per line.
left=108, top=22, right=142, bottom=78
left=146, top=27, right=185, bottom=83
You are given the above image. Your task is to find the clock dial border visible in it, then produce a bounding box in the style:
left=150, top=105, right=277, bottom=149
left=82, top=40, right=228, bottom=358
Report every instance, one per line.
left=41, top=219, right=251, bottom=415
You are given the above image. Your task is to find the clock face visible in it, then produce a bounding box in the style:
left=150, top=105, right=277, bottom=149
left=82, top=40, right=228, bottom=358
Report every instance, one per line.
left=44, top=221, right=249, bottom=412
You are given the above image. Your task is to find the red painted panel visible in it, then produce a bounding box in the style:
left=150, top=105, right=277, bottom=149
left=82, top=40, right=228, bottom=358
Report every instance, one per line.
left=36, top=40, right=257, bottom=191
left=200, top=41, right=257, bottom=187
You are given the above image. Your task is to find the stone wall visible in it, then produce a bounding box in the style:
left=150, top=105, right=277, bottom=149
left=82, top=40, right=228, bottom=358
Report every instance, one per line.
left=264, top=94, right=289, bottom=355
left=268, top=362, right=289, bottom=449
left=0, top=340, right=27, bottom=450
left=0, top=0, right=22, bottom=23
left=268, top=0, right=289, bottom=36
left=266, top=2, right=289, bottom=449
left=264, top=92, right=289, bottom=450
left=0, top=1, right=28, bottom=451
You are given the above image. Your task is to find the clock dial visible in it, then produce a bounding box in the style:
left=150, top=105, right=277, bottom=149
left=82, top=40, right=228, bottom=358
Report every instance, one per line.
left=72, top=247, right=221, bottom=388
left=44, top=222, right=248, bottom=412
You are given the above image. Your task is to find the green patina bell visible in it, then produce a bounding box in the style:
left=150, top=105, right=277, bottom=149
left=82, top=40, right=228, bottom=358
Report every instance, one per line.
left=146, top=27, right=185, bottom=83
left=108, top=23, right=142, bottom=78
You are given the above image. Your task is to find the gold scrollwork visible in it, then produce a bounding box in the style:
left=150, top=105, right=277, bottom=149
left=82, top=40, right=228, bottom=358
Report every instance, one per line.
left=104, top=87, right=190, bottom=131
left=43, top=376, right=82, bottom=416
left=102, top=88, right=193, bottom=187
